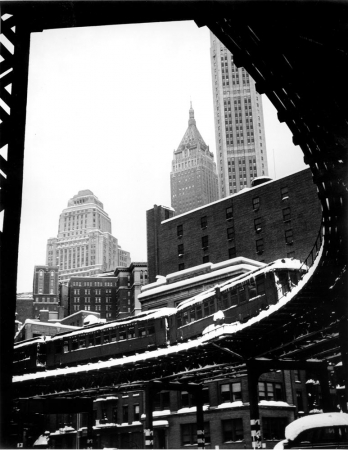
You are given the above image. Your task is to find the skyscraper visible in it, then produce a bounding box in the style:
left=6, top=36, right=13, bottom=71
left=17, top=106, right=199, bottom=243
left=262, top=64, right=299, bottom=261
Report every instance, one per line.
left=210, top=32, right=269, bottom=198
left=46, top=190, right=131, bottom=284
left=170, top=104, right=219, bottom=215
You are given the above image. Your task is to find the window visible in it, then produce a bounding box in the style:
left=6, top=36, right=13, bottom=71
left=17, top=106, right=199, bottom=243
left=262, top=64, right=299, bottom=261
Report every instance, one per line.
left=222, top=418, right=244, bottom=442
left=178, top=243, right=184, bottom=256
left=201, top=216, right=207, bottom=229
left=227, top=225, right=234, bottom=240
left=181, top=391, right=194, bottom=408
left=294, top=370, right=301, bottom=382
left=258, top=382, right=283, bottom=401
left=281, top=186, right=289, bottom=200
left=262, top=417, right=288, bottom=440
left=220, top=382, right=242, bottom=403
left=256, top=238, right=264, bottom=253
left=252, top=197, right=260, bottom=211
left=254, top=217, right=262, bottom=232
left=154, top=391, right=170, bottom=411
left=283, top=206, right=291, bottom=221
left=122, top=405, right=129, bottom=423
left=226, top=206, right=233, bottom=220
left=133, top=404, right=140, bottom=421
left=177, top=224, right=183, bottom=237
left=203, top=255, right=209, bottom=263
left=112, top=406, right=118, bottom=424
left=296, top=391, right=304, bottom=411
left=202, top=236, right=209, bottom=249
left=285, top=229, right=293, bottom=244
left=178, top=263, right=185, bottom=271
left=229, top=247, right=236, bottom=259
left=181, top=423, right=210, bottom=446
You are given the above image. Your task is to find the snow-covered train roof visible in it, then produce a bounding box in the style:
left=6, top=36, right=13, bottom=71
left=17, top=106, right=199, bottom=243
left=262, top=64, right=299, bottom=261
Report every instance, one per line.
left=177, top=258, right=306, bottom=312
left=48, top=308, right=177, bottom=341
left=14, top=336, right=48, bottom=349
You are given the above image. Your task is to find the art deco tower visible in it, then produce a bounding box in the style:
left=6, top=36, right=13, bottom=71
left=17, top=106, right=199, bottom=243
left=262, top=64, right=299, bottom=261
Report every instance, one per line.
left=46, top=190, right=131, bottom=284
left=210, top=32, right=269, bottom=197
left=170, top=104, right=219, bottom=215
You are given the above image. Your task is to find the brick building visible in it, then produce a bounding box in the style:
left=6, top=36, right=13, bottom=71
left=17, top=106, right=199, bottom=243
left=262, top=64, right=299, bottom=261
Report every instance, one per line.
left=68, top=263, right=148, bottom=320
left=115, top=262, right=148, bottom=318
left=170, top=104, right=219, bottom=215
left=32, top=265, right=60, bottom=320
left=48, top=368, right=311, bottom=449
left=147, top=168, right=322, bottom=283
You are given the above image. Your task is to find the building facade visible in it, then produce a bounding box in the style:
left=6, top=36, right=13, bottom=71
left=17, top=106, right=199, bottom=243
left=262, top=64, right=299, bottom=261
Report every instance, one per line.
left=68, top=263, right=148, bottom=321
left=170, top=105, right=219, bottom=215
left=46, top=190, right=131, bottom=284
left=147, top=169, right=322, bottom=283
left=32, top=265, right=60, bottom=320
left=210, top=32, right=269, bottom=197
left=114, top=262, right=148, bottom=318
left=47, top=369, right=311, bottom=450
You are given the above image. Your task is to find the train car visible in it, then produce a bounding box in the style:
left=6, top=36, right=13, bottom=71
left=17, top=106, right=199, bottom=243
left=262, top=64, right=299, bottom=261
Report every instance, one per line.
left=169, top=258, right=306, bottom=343
left=46, top=308, right=176, bottom=369
left=13, top=336, right=47, bottom=375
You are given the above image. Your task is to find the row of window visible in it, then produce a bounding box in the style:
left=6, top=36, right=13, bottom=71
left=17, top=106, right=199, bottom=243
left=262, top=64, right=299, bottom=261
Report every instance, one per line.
left=178, top=245, right=236, bottom=270
left=176, top=278, right=265, bottom=326
left=56, top=322, right=157, bottom=353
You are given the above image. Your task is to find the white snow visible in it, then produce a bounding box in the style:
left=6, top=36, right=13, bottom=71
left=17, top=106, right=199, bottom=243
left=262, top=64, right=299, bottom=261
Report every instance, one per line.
left=48, top=308, right=177, bottom=341
left=259, top=400, right=292, bottom=407
left=306, top=379, right=319, bottom=385
left=217, top=401, right=244, bottom=409
left=213, top=310, right=225, bottom=322
left=285, top=413, right=348, bottom=441
left=139, top=263, right=261, bottom=300
left=153, top=420, right=169, bottom=427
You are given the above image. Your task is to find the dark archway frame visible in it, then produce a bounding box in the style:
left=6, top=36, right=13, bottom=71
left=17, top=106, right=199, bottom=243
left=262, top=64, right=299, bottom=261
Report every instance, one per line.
left=1, top=1, right=347, bottom=447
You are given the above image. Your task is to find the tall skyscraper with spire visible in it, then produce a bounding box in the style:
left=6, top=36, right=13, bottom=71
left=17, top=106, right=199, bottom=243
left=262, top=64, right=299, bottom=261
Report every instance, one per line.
left=170, top=104, right=219, bottom=215
left=210, top=32, right=269, bottom=198
left=46, top=190, right=131, bottom=284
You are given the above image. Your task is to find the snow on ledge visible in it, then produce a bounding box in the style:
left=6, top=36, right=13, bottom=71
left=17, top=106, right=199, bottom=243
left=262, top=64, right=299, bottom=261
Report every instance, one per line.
left=259, top=400, right=292, bottom=407
left=217, top=401, right=244, bottom=409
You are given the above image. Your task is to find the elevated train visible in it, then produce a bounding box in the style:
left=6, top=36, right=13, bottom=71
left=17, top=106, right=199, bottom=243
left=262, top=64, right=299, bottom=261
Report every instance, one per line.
left=13, top=258, right=306, bottom=374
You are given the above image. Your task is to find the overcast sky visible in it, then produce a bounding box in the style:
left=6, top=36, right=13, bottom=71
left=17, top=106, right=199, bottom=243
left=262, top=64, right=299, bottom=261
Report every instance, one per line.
left=17, top=20, right=306, bottom=292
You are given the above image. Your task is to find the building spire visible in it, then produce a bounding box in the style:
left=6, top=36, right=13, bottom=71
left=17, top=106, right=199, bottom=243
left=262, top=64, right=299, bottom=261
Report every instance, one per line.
left=189, top=102, right=195, bottom=125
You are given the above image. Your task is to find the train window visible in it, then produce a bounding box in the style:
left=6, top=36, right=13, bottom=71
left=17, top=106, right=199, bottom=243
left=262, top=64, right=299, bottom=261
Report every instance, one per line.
left=95, top=332, right=101, bottom=346
left=128, top=327, right=135, bottom=339
left=204, top=299, right=215, bottom=317
left=88, top=334, right=94, bottom=347
left=278, top=272, right=290, bottom=295
left=138, top=326, right=146, bottom=337
left=290, top=271, right=298, bottom=286
left=119, top=329, right=126, bottom=341
left=256, top=279, right=265, bottom=295
left=230, top=290, right=238, bottom=306
left=177, top=314, right=182, bottom=328
left=238, top=286, right=246, bottom=303
left=190, top=308, right=195, bottom=322
left=248, top=280, right=257, bottom=300
left=182, top=311, right=189, bottom=325
left=104, top=330, right=110, bottom=344
left=147, top=325, right=155, bottom=335
left=221, top=292, right=229, bottom=310
left=110, top=329, right=117, bottom=342
left=63, top=339, right=69, bottom=353
left=79, top=336, right=86, bottom=348
left=196, top=305, right=202, bottom=320
left=55, top=341, right=62, bottom=354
